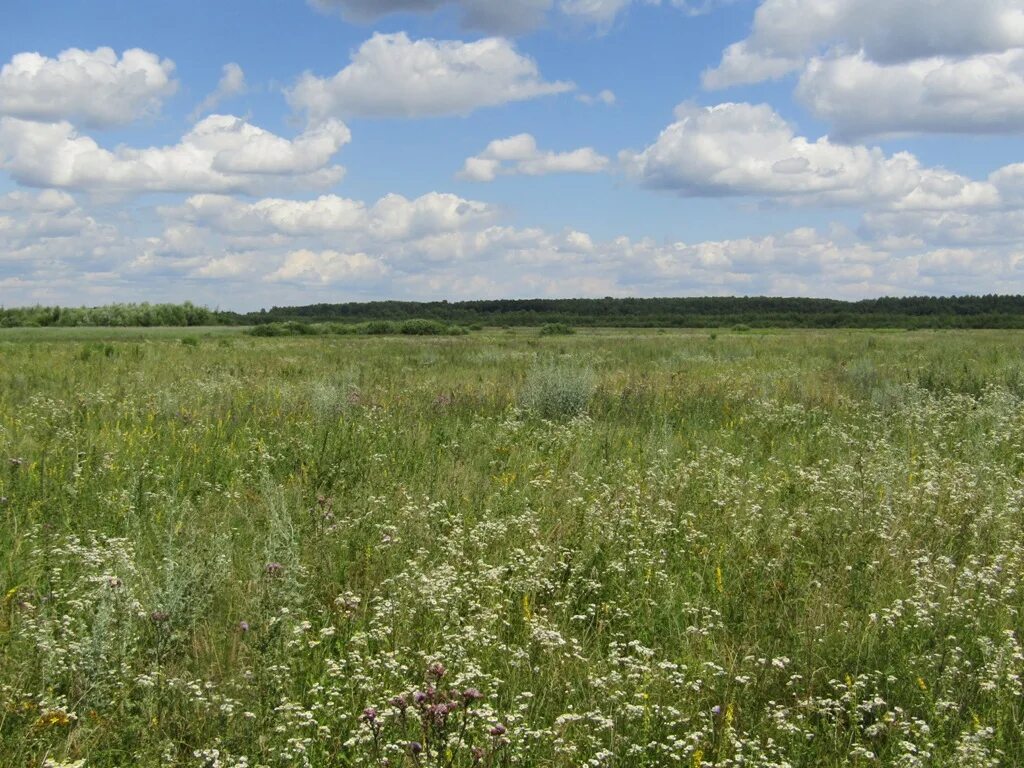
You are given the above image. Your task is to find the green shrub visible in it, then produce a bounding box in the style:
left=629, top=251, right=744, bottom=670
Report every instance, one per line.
left=359, top=320, right=399, bottom=335
left=247, top=321, right=319, bottom=337
left=517, top=361, right=594, bottom=419
left=539, top=322, right=576, bottom=336
left=399, top=319, right=451, bottom=336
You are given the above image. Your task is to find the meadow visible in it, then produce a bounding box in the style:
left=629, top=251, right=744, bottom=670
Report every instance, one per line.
left=1, top=327, right=1022, bottom=767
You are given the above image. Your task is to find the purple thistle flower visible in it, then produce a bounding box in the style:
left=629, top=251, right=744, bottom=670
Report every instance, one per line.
left=409, top=741, right=423, bottom=756
left=264, top=562, right=284, bottom=576
left=489, top=724, right=507, bottom=737
left=361, top=707, right=378, bottom=723
left=462, top=687, right=484, bottom=703
left=238, top=620, right=250, bottom=633
left=427, top=661, right=447, bottom=680
left=150, top=610, right=170, bottom=624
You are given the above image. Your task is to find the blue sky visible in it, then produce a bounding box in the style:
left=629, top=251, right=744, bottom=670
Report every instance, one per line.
left=2, top=0, right=1023, bottom=309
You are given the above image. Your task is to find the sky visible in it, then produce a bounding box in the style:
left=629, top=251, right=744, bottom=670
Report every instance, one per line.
left=1, top=0, right=1024, bottom=310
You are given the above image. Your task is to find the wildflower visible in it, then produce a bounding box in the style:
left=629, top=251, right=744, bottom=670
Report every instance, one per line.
left=9, top=457, right=24, bottom=469
left=462, top=687, right=484, bottom=703
left=150, top=610, right=170, bottom=624
left=361, top=707, right=378, bottom=724
left=264, top=562, right=284, bottom=576
left=238, top=621, right=250, bottom=633
left=390, top=694, right=409, bottom=711
left=489, top=724, right=507, bottom=737
left=106, top=576, right=123, bottom=589
left=409, top=741, right=423, bottom=756
left=427, top=662, right=447, bottom=680
left=413, top=691, right=428, bottom=705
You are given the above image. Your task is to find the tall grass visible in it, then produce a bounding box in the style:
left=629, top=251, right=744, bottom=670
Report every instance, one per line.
left=0, top=328, right=1022, bottom=766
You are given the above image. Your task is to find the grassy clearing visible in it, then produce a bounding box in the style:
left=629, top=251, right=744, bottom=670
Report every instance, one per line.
left=1, top=328, right=1022, bottom=767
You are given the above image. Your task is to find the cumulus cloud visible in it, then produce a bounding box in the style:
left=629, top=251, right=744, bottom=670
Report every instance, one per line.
left=0, top=47, right=177, bottom=127
left=703, top=0, right=1024, bottom=136
left=266, top=250, right=390, bottom=284
left=0, top=114, right=350, bottom=194
left=190, top=63, right=247, bottom=121
left=458, top=133, right=609, bottom=181
left=309, top=0, right=553, bottom=34
left=796, top=49, right=1024, bottom=138
left=6, top=181, right=1024, bottom=305
left=286, top=33, right=573, bottom=119
left=705, top=0, right=1024, bottom=88
left=621, top=102, right=1000, bottom=209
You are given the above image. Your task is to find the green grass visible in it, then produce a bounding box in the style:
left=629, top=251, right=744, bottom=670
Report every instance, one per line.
left=1, top=328, right=1022, bottom=767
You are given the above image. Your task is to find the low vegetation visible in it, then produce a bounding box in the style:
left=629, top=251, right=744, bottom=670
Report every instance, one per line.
left=1, top=328, right=1023, bottom=766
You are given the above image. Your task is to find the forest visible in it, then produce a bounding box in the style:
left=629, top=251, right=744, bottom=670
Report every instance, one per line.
left=6, top=295, right=1024, bottom=328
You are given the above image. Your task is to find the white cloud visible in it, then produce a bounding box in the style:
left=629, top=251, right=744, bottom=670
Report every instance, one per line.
left=577, top=89, right=617, bottom=106
left=703, top=0, right=1024, bottom=137
left=6, top=183, right=1024, bottom=305
left=309, top=0, right=553, bottom=34
left=562, top=0, right=735, bottom=28
left=169, top=191, right=497, bottom=241
left=705, top=0, right=1024, bottom=88
left=0, top=114, right=350, bottom=194
left=458, top=133, right=609, bottom=181
left=621, top=102, right=1000, bottom=209
left=266, top=249, right=390, bottom=283
left=796, top=49, right=1024, bottom=138
left=0, top=47, right=177, bottom=127
left=0, top=190, right=100, bottom=247
left=191, top=63, right=247, bottom=121
left=286, top=32, right=573, bottom=119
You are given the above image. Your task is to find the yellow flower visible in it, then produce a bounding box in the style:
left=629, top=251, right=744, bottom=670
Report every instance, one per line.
left=692, top=749, right=704, bottom=768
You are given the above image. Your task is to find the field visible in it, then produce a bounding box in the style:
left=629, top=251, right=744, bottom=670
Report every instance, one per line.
left=1, top=328, right=1022, bottom=767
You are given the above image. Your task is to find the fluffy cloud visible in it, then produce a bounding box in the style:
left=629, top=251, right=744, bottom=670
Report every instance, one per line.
left=705, top=0, right=1024, bottom=88
left=458, top=134, right=609, bottom=181
left=169, top=191, right=496, bottom=240
left=0, top=114, right=350, bottom=194
left=621, top=102, right=1000, bottom=209
left=704, top=0, right=1024, bottom=136
left=0, top=189, right=100, bottom=247
left=0, top=47, right=177, bottom=127
left=266, top=250, right=390, bottom=283
left=286, top=33, right=573, bottom=119
left=191, top=63, right=247, bottom=121
left=6, top=182, right=1024, bottom=305
left=796, top=49, right=1024, bottom=138
left=309, top=0, right=552, bottom=34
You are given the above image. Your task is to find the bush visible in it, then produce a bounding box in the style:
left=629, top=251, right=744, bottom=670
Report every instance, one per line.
left=517, top=361, right=594, bottom=419
left=539, top=322, right=576, bottom=336
left=360, top=320, right=399, bottom=335
left=247, top=321, right=318, bottom=337
left=399, top=319, right=451, bottom=336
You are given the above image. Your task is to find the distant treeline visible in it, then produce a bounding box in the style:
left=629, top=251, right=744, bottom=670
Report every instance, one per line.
left=6, top=296, right=1024, bottom=329
left=0, top=302, right=224, bottom=328
left=246, top=296, right=1024, bottom=329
